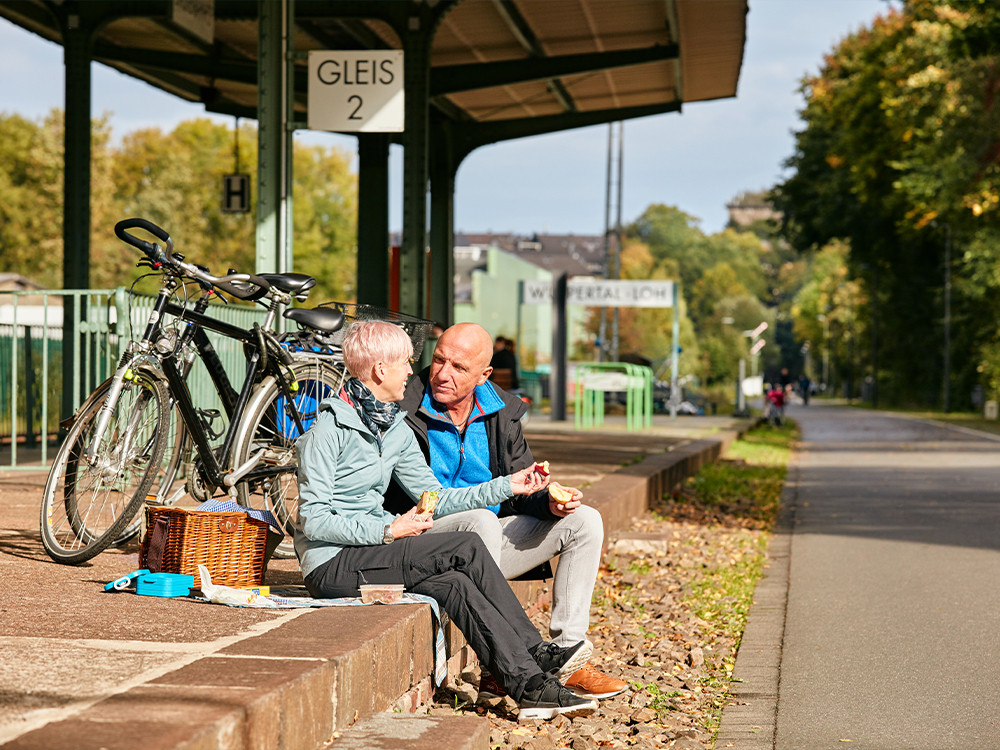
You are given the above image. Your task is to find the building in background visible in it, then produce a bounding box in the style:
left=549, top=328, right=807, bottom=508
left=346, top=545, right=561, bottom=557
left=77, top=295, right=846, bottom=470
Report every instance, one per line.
left=453, top=233, right=604, bottom=369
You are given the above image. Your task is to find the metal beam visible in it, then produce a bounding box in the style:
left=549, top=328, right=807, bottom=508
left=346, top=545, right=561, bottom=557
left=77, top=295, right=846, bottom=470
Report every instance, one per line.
left=428, top=119, right=457, bottom=327
left=399, top=8, right=433, bottom=318
left=431, top=45, right=678, bottom=97
left=61, top=5, right=95, bottom=420
left=256, top=0, right=286, bottom=274
left=492, top=0, right=544, bottom=55
left=92, top=41, right=257, bottom=84
left=490, top=0, right=575, bottom=112
left=356, top=134, right=391, bottom=307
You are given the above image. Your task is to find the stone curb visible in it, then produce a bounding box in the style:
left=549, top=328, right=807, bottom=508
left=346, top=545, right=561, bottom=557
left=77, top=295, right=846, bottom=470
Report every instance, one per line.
left=714, top=447, right=799, bottom=749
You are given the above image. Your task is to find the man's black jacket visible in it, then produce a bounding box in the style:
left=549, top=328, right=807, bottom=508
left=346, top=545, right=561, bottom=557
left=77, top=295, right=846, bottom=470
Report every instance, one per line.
left=382, top=367, right=555, bottom=521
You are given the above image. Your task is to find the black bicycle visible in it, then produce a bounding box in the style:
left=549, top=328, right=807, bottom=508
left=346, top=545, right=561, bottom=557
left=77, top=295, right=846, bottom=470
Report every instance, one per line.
left=40, top=218, right=345, bottom=564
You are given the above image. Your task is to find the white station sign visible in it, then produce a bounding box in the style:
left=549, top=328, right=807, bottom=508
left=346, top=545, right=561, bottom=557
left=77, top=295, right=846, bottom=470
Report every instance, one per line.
left=523, top=279, right=675, bottom=308
left=308, top=51, right=404, bottom=132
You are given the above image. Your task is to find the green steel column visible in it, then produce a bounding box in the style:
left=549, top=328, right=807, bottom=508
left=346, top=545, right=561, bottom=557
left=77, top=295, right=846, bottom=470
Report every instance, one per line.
left=428, top=125, right=456, bottom=326
left=356, top=134, right=390, bottom=306
left=283, top=0, right=296, bottom=278
left=61, top=12, right=92, bottom=421
left=257, top=0, right=285, bottom=274
left=399, top=11, right=432, bottom=317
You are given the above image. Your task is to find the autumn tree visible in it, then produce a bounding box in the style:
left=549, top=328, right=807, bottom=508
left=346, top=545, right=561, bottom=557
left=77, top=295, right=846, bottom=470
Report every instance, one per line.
left=0, top=112, right=358, bottom=303
left=774, top=0, right=1000, bottom=407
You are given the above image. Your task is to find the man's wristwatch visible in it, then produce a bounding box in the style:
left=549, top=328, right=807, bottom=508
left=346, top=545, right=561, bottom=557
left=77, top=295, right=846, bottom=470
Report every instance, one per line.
left=382, top=524, right=395, bottom=544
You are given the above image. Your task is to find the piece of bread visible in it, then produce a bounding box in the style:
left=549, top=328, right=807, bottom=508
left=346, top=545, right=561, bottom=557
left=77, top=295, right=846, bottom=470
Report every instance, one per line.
left=534, top=460, right=550, bottom=476
left=416, top=490, right=439, bottom=516
left=548, top=485, right=574, bottom=506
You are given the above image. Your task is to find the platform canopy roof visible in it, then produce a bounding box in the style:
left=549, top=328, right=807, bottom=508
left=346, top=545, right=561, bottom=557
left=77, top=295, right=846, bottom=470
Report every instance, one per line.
left=1, top=0, right=747, bottom=142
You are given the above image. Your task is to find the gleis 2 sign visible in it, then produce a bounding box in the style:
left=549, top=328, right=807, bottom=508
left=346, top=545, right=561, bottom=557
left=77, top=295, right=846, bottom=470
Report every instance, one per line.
left=308, top=51, right=404, bottom=132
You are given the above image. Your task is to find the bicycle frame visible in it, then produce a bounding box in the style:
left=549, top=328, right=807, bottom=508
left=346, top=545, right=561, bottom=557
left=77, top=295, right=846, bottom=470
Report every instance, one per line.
left=85, top=278, right=306, bottom=500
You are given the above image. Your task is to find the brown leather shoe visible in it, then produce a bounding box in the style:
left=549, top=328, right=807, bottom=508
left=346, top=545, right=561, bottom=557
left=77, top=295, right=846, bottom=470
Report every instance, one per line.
left=563, top=662, right=628, bottom=699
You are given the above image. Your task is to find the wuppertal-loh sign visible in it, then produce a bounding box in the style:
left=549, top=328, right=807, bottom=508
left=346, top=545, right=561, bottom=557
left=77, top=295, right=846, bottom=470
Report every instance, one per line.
left=308, top=51, right=404, bottom=132
left=523, top=279, right=675, bottom=308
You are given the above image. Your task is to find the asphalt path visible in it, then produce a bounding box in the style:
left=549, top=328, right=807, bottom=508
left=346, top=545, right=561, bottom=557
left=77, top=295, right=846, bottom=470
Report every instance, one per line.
left=776, top=404, right=1000, bottom=749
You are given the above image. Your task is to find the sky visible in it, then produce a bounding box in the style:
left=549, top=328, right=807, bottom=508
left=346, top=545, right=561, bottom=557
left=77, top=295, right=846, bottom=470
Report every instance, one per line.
left=0, top=0, right=892, bottom=237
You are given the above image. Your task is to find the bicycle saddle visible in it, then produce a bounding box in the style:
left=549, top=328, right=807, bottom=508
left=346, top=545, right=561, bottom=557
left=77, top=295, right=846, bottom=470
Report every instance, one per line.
left=259, top=273, right=317, bottom=296
left=284, top=306, right=345, bottom=333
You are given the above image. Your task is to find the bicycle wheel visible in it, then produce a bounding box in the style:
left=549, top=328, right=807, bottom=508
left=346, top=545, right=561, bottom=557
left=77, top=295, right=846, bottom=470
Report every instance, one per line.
left=40, top=367, right=170, bottom=565
left=113, top=411, right=190, bottom=545
left=231, top=359, right=345, bottom=558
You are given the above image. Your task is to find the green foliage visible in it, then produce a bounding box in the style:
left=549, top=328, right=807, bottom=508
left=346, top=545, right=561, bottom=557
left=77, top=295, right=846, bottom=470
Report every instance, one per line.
left=775, top=1, right=1000, bottom=407
left=0, top=111, right=357, bottom=303
left=0, top=112, right=70, bottom=287
left=628, top=682, right=684, bottom=719
left=614, top=203, right=805, bottom=394
left=790, top=241, right=869, bottom=394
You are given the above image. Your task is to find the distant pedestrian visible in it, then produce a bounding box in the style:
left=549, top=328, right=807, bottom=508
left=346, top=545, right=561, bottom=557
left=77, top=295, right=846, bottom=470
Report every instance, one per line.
left=489, top=335, right=519, bottom=390
left=798, top=373, right=811, bottom=405
left=765, top=383, right=785, bottom=426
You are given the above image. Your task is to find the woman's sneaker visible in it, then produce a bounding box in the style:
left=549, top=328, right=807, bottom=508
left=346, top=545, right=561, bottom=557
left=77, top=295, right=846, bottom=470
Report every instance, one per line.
left=531, top=640, right=593, bottom=679
left=518, top=677, right=598, bottom=720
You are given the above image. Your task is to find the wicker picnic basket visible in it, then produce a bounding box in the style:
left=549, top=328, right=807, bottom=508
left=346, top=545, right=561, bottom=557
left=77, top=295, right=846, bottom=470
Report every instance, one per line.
left=139, top=506, right=272, bottom=587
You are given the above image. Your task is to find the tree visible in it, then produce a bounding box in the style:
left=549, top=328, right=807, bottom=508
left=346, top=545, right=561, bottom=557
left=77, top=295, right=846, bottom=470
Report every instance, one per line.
left=771, top=0, right=1000, bottom=407
left=0, top=112, right=358, bottom=303
left=0, top=112, right=74, bottom=287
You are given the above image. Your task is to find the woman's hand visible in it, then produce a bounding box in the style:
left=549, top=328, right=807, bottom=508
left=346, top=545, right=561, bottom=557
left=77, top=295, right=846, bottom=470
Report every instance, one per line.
left=548, top=482, right=582, bottom=517
left=389, top=508, right=434, bottom=538
left=510, top=465, right=549, bottom=495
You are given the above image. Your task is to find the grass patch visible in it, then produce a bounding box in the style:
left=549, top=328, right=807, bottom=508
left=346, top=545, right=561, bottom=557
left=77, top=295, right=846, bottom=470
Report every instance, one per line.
left=653, top=419, right=796, bottom=531
left=657, top=419, right=798, bottom=739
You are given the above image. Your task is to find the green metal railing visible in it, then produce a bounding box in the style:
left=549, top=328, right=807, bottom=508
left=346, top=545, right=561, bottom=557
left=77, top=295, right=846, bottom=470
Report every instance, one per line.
left=573, top=362, right=653, bottom=432
left=0, top=288, right=266, bottom=470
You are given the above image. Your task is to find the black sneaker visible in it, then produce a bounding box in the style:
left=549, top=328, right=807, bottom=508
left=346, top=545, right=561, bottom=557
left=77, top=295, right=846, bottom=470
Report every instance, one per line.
left=531, top=640, right=593, bottom=680
left=518, top=677, right=598, bottom=720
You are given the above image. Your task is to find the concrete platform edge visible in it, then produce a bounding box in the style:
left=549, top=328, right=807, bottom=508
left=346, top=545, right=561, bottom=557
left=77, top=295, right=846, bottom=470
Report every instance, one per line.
left=3, top=424, right=749, bottom=750
left=715, top=446, right=798, bottom=749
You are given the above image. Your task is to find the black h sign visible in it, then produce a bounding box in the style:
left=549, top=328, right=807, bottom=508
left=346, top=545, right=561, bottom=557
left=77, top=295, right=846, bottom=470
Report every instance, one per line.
left=222, top=174, right=250, bottom=213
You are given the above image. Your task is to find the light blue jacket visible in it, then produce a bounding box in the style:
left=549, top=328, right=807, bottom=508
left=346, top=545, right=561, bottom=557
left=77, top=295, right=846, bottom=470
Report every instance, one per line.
left=294, top=395, right=513, bottom=579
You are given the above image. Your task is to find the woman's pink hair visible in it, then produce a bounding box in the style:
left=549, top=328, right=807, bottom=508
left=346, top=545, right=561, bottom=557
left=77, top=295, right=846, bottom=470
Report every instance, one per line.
left=342, top=320, right=413, bottom=379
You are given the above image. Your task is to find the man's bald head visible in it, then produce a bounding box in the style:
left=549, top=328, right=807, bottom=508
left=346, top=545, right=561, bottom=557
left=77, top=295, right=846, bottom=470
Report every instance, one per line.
left=436, top=323, right=493, bottom=370
left=428, top=323, right=495, bottom=411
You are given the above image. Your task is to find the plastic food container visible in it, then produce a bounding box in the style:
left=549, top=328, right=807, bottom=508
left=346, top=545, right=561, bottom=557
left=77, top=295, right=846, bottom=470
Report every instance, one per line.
left=359, top=584, right=404, bottom=604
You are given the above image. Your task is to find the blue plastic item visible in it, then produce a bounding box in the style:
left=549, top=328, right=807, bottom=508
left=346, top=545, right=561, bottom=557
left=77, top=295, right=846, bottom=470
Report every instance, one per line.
left=136, top=572, right=194, bottom=598
left=104, top=569, right=151, bottom=592
left=276, top=375, right=335, bottom=438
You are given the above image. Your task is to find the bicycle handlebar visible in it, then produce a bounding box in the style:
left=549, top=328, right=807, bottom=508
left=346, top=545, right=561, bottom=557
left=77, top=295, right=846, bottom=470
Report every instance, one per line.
left=115, top=218, right=172, bottom=263
left=114, top=217, right=271, bottom=301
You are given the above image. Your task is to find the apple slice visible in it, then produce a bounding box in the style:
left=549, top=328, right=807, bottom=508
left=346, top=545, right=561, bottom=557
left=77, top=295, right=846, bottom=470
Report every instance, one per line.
left=534, top=460, right=550, bottom=476
left=549, top=485, right=574, bottom=506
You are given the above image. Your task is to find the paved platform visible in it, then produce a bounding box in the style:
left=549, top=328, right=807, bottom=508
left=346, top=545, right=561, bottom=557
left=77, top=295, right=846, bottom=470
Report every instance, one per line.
left=0, top=413, right=749, bottom=750
left=717, top=403, right=1000, bottom=750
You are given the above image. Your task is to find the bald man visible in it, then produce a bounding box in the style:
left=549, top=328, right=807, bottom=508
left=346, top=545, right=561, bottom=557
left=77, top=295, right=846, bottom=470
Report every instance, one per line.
left=385, top=323, right=627, bottom=701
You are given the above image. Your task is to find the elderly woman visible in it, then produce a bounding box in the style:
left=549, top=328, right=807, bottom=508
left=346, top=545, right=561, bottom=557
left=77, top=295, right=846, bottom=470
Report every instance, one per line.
left=294, top=321, right=597, bottom=721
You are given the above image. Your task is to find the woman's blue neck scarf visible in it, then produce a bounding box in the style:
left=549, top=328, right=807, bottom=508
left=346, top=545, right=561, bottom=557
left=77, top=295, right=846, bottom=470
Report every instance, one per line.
left=343, top=377, right=399, bottom=451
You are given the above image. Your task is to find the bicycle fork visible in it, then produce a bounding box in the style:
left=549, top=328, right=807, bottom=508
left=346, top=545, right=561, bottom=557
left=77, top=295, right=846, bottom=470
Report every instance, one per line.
left=83, top=286, right=174, bottom=467
left=82, top=353, right=154, bottom=476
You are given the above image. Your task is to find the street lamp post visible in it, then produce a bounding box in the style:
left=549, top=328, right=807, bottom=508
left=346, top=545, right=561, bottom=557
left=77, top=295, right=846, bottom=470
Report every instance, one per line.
left=944, top=223, right=952, bottom=413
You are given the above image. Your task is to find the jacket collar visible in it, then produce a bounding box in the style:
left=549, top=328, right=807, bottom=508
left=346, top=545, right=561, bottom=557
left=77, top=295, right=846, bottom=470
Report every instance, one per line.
left=321, top=392, right=404, bottom=436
